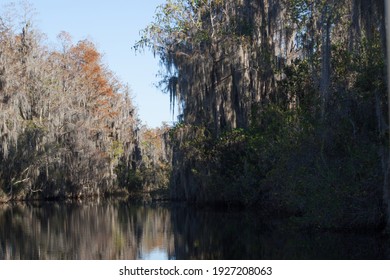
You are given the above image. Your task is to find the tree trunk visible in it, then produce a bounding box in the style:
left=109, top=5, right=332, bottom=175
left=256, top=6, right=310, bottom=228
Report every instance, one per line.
left=320, top=5, right=332, bottom=120
left=384, top=0, right=390, bottom=234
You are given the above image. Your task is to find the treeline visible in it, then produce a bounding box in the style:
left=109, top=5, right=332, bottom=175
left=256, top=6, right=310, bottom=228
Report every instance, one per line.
left=138, top=0, right=389, bottom=230
left=0, top=4, right=166, bottom=201
left=116, top=124, right=172, bottom=198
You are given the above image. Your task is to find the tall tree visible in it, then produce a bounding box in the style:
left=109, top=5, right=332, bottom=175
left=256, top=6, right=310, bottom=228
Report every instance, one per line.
left=138, top=0, right=389, bottom=230
left=384, top=0, right=390, bottom=233
left=0, top=3, right=141, bottom=201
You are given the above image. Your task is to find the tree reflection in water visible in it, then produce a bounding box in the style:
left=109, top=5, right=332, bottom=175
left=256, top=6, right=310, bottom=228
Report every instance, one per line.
left=0, top=201, right=388, bottom=259
left=0, top=201, right=174, bottom=260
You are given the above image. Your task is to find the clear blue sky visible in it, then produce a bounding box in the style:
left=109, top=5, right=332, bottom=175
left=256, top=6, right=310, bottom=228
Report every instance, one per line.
left=1, top=0, right=176, bottom=128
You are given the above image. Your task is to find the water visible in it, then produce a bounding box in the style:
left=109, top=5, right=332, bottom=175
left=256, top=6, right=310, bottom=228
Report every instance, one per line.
left=0, top=200, right=388, bottom=260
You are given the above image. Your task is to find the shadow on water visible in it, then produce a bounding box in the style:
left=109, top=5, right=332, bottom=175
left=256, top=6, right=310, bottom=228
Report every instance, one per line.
left=0, top=201, right=389, bottom=259
left=171, top=205, right=390, bottom=260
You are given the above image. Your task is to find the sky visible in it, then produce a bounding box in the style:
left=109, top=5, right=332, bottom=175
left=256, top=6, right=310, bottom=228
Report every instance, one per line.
left=1, top=0, right=176, bottom=128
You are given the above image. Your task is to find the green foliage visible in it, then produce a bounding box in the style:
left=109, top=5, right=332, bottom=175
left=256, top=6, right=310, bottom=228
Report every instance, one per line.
left=111, top=141, right=124, bottom=159
left=115, top=161, right=143, bottom=192
left=135, top=0, right=388, bottom=231
left=115, top=126, right=172, bottom=196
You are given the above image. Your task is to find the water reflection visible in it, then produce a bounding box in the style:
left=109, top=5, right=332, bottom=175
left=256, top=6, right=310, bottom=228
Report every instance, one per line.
left=0, top=201, right=174, bottom=260
left=0, top=201, right=388, bottom=259
left=171, top=205, right=390, bottom=260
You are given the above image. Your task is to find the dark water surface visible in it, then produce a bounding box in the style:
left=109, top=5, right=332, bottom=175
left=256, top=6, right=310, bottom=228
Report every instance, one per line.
left=0, top=200, right=388, bottom=260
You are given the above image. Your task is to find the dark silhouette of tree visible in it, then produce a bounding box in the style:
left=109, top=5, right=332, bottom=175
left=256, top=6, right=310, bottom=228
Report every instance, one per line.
left=137, top=0, right=389, bottom=231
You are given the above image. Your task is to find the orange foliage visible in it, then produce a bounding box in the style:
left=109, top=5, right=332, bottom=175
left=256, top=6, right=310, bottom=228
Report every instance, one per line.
left=70, top=40, right=117, bottom=122
left=71, top=41, right=114, bottom=96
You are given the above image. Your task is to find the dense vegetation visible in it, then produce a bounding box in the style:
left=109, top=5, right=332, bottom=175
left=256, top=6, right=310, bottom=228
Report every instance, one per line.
left=0, top=3, right=174, bottom=202
left=116, top=124, right=172, bottom=199
left=137, top=0, right=389, bottom=231
left=1, top=0, right=389, bottom=233
left=0, top=3, right=161, bottom=201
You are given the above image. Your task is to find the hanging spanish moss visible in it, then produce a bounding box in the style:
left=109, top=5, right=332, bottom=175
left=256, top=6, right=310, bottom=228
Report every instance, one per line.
left=0, top=5, right=143, bottom=201
left=138, top=0, right=389, bottom=230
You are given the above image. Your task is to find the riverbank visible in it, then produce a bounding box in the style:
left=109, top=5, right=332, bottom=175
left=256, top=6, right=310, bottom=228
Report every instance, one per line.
left=1, top=185, right=388, bottom=235
left=0, top=186, right=170, bottom=204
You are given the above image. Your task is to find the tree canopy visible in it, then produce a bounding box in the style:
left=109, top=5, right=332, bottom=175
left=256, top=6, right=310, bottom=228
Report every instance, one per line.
left=0, top=4, right=142, bottom=200
left=137, top=0, right=389, bottom=231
